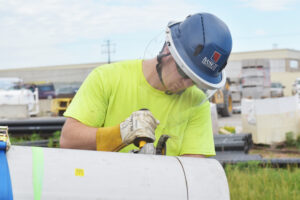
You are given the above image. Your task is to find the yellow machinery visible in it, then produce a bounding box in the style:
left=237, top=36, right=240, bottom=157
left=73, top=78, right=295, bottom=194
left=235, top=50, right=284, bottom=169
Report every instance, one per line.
left=211, top=78, right=232, bottom=117
left=50, top=84, right=79, bottom=116
left=51, top=98, right=72, bottom=116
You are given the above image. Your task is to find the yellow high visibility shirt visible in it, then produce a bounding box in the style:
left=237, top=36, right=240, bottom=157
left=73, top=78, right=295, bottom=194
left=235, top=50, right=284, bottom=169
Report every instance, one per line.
left=64, top=60, right=215, bottom=156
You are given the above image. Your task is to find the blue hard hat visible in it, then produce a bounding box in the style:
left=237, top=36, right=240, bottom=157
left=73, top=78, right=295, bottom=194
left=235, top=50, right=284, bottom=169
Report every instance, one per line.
left=166, top=13, right=232, bottom=90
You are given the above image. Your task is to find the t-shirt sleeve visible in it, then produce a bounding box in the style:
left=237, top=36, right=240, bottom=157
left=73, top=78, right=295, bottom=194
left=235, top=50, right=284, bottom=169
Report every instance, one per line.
left=64, top=67, right=110, bottom=127
left=179, top=100, right=216, bottom=157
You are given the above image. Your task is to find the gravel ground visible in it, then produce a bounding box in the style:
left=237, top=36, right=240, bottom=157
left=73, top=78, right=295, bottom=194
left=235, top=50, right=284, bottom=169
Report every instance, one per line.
left=217, top=113, right=243, bottom=133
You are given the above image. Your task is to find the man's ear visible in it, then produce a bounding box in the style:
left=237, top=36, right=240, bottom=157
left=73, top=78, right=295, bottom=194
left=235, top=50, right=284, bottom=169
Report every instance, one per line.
left=164, top=44, right=170, bottom=54
left=159, top=42, right=169, bottom=54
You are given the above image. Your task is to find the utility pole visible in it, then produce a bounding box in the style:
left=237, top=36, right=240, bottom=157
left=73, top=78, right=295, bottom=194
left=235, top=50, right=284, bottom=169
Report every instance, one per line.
left=101, top=40, right=115, bottom=64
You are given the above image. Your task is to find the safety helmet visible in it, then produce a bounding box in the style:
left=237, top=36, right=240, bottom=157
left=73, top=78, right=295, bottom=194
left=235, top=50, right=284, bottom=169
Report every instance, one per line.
left=166, top=13, right=232, bottom=90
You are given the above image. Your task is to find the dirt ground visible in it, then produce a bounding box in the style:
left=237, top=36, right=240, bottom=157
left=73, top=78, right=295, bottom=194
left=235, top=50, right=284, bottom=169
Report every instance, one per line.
left=249, top=148, right=300, bottom=158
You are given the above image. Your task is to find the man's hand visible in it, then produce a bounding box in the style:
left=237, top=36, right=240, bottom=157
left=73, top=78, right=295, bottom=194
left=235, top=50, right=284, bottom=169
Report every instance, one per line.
left=120, top=110, right=159, bottom=145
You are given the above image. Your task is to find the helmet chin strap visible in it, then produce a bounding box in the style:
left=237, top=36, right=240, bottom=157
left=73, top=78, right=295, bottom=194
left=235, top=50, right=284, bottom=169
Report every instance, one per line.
left=156, top=52, right=187, bottom=95
left=156, top=53, right=174, bottom=95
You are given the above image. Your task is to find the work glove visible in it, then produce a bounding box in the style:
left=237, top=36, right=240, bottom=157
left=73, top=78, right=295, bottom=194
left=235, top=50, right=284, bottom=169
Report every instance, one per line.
left=120, top=110, right=159, bottom=145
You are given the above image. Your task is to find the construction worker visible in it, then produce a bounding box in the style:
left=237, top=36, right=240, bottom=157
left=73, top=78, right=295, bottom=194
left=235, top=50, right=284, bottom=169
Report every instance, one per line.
left=60, top=12, right=232, bottom=157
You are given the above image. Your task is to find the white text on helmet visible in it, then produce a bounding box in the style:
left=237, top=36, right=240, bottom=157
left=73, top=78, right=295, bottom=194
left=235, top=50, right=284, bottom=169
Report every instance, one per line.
left=202, top=57, right=219, bottom=71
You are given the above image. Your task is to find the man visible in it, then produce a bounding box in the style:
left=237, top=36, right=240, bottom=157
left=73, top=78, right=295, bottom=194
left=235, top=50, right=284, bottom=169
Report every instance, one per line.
left=60, top=13, right=232, bottom=157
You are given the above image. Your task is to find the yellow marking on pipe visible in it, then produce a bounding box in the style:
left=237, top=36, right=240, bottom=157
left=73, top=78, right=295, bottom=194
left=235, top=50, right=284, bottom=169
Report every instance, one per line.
left=75, top=168, right=85, bottom=177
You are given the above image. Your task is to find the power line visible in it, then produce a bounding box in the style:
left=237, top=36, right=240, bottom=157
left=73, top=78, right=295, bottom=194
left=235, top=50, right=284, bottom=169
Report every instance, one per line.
left=101, top=40, right=116, bottom=64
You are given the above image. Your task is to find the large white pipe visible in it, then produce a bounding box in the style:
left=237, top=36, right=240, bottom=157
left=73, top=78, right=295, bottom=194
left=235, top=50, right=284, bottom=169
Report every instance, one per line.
left=6, top=146, right=229, bottom=200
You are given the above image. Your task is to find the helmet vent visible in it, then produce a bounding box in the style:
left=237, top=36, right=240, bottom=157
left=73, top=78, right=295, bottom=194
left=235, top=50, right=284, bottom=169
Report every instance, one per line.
left=193, top=44, right=204, bottom=56
left=200, top=15, right=206, bottom=46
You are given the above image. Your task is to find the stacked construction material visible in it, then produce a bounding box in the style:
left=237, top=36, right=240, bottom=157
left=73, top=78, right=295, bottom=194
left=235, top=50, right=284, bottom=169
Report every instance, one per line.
left=229, top=78, right=242, bottom=113
left=0, top=117, right=65, bottom=135
left=241, top=59, right=271, bottom=99
left=213, top=133, right=300, bottom=167
left=213, top=133, right=262, bottom=164
left=213, top=151, right=262, bottom=163
left=214, top=133, right=253, bottom=153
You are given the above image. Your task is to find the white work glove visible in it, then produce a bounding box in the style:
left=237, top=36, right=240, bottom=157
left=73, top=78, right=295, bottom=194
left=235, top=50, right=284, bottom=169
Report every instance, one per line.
left=120, top=110, right=159, bottom=145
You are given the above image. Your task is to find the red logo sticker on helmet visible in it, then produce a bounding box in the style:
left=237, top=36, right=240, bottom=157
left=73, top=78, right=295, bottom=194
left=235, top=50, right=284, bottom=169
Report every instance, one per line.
left=212, top=51, right=221, bottom=63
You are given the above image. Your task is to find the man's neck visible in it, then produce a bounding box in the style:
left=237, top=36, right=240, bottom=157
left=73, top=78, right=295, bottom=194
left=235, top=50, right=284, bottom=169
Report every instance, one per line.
left=142, top=58, right=166, bottom=91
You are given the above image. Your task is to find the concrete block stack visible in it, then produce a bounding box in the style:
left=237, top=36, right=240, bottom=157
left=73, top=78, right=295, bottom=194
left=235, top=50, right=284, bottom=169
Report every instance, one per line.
left=229, top=77, right=242, bottom=113
left=241, top=59, right=271, bottom=99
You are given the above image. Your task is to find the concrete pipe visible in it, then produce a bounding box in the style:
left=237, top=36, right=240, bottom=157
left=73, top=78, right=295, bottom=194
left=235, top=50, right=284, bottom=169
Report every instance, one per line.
left=6, top=146, right=229, bottom=200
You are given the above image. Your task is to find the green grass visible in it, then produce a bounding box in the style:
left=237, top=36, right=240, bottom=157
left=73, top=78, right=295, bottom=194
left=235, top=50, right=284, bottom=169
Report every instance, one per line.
left=47, top=131, right=61, bottom=147
left=9, top=132, right=43, bottom=143
left=225, top=162, right=300, bottom=200
left=285, top=132, right=300, bottom=149
left=9, top=131, right=61, bottom=148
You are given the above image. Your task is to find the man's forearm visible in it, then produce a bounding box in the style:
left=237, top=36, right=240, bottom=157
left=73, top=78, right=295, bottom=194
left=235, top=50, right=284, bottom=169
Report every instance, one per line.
left=60, top=118, right=98, bottom=150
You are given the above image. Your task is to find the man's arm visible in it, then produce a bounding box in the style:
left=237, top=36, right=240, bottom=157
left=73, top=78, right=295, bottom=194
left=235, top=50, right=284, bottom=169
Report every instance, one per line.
left=60, top=118, right=97, bottom=150
left=60, top=111, right=159, bottom=151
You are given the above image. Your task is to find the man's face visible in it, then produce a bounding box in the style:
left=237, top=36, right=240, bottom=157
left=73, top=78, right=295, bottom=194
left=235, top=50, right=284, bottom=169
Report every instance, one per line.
left=161, top=55, right=194, bottom=93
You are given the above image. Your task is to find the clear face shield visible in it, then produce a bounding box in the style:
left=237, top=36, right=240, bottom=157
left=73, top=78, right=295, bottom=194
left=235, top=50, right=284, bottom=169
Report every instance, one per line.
left=174, top=60, right=219, bottom=106
left=139, top=32, right=223, bottom=136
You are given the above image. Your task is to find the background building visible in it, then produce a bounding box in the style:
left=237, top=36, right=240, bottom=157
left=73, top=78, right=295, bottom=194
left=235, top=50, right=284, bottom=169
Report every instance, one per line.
left=0, top=62, right=104, bottom=83
left=1, top=49, right=300, bottom=95
left=226, top=49, right=300, bottom=95
left=0, top=62, right=104, bottom=90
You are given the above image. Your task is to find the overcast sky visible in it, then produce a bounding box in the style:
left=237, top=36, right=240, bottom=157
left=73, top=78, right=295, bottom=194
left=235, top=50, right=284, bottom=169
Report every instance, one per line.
left=0, top=0, right=299, bottom=69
